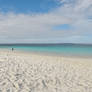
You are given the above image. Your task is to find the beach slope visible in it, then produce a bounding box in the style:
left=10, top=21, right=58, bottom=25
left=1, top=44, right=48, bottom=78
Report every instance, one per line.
left=0, top=50, right=92, bottom=92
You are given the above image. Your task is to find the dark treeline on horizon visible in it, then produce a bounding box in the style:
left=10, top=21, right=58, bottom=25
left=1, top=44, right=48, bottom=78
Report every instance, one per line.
left=0, top=43, right=92, bottom=46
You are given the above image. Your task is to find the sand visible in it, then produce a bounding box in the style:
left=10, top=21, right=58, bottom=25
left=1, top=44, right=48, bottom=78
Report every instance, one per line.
left=0, top=50, right=92, bottom=92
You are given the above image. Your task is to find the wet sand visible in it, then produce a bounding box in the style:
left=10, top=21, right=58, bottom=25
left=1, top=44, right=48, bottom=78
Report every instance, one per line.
left=0, top=50, right=92, bottom=92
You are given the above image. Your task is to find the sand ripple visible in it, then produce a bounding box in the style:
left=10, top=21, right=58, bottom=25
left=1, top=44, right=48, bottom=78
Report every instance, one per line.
left=0, top=52, right=92, bottom=92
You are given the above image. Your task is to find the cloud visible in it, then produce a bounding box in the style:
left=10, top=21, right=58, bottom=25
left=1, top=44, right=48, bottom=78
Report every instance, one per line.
left=0, top=0, right=92, bottom=43
left=0, top=12, right=71, bottom=41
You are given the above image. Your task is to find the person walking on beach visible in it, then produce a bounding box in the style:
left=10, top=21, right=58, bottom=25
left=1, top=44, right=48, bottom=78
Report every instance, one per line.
left=12, top=48, right=14, bottom=51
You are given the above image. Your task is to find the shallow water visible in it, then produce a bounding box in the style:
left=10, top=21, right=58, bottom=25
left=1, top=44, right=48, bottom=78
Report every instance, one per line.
left=0, top=44, right=92, bottom=57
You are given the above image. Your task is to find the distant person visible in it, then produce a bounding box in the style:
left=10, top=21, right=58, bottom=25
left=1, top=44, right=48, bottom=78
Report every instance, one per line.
left=12, top=48, right=14, bottom=51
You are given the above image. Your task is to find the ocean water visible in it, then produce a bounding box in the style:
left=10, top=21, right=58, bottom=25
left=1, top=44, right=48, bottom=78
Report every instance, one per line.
left=0, top=44, right=92, bottom=57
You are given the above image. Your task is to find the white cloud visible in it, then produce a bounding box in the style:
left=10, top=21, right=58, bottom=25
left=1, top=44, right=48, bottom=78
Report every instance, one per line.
left=0, top=12, right=71, bottom=40
left=0, top=0, right=92, bottom=43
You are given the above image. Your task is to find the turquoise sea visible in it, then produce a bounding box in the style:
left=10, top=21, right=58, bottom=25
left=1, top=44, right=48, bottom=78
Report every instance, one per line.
left=0, top=44, right=92, bottom=57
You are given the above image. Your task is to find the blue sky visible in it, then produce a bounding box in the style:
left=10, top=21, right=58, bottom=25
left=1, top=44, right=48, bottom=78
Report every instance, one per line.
left=53, top=24, right=73, bottom=31
left=0, top=0, right=59, bottom=13
left=0, top=0, right=92, bottom=43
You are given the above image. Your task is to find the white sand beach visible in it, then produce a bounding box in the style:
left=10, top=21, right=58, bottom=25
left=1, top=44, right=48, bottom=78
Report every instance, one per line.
left=0, top=50, right=92, bottom=92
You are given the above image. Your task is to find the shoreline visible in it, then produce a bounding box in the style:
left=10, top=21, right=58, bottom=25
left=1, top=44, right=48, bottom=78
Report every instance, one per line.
left=0, top=48, right=92, bottom=59
left=0, top=48, right=92, bottom=65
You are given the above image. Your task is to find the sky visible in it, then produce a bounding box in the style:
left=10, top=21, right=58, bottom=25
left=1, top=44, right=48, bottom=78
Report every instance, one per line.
left=0, top=0, right=92, bottom=43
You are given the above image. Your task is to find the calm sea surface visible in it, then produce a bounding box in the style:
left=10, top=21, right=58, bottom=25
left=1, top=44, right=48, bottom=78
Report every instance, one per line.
left=0, top=44, right=92, bottom=57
